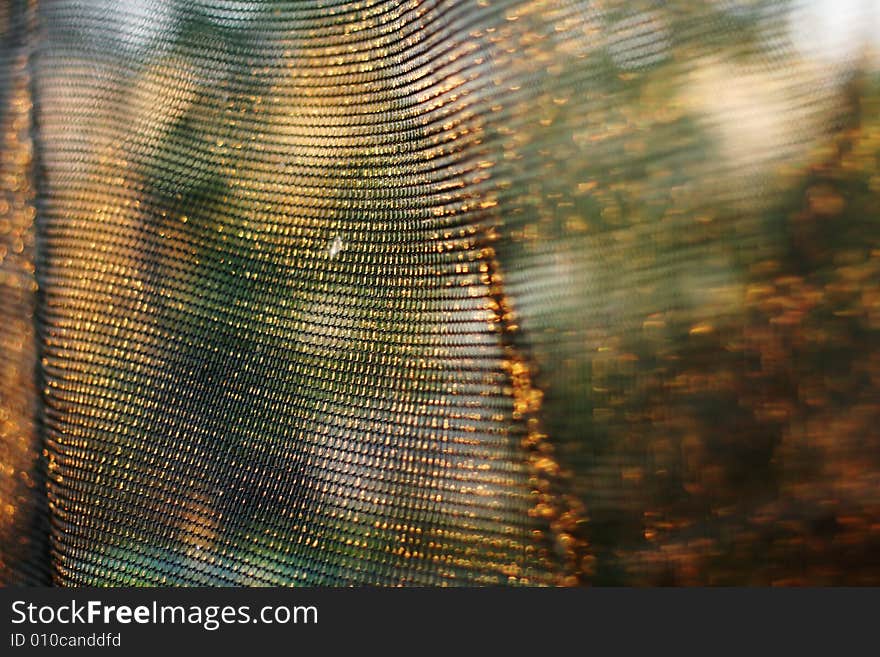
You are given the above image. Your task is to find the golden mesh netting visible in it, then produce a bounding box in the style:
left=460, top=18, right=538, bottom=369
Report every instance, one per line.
left=1, top=0, right=879, bottom=585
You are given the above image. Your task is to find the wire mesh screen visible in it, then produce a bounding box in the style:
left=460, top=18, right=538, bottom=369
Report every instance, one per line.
left=1, top=0, right=879, bottom=585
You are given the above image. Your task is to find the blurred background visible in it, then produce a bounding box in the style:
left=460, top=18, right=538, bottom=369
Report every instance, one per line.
left=1, top=0, right=879, bottom=585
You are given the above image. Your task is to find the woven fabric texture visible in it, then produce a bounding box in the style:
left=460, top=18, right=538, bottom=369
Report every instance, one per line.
left=2, top=0, right=879, bottom=585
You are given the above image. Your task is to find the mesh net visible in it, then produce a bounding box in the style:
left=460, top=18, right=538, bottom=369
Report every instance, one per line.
left=2, top=0, right=880, bottom=585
